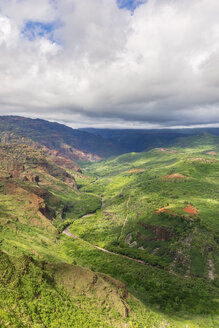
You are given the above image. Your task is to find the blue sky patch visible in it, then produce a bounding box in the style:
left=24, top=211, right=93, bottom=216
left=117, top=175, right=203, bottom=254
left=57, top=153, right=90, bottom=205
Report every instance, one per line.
left=22, top=21, right=61, bottom=42
left=117, top=0, right=146, bottom=12
left=22, top=2, right=145, bottom=43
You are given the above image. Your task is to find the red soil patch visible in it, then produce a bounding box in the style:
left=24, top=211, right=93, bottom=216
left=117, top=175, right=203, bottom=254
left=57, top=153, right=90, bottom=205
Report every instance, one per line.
left=155, top=204, right=198, bottom=219
left=206, top=152, right=217, bottom=156
left=155, top=207, right=171, bottom=214
left=184, top=205, right=198, bottom=215
left=128, top=169, right=145, bottom=173
left=164, top=173, right=186, bottom=179
left=190, top=158, right=212, bottom=163
left=155, top=148, right=177, bottom=154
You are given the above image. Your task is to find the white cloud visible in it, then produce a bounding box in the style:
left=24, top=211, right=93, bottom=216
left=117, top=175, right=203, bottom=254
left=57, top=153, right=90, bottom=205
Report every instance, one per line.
left=0, top=0, right=218, bottom=128
left=0, top=0, right=55, bottom=27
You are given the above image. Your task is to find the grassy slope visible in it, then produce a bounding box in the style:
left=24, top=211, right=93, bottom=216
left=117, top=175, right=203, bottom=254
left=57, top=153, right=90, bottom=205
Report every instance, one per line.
left=0, top=143, right=101, bottom=261
left=66, top=137, right=219, bottom=326
left=0, top=135, right=219, bottom=327
left=0, top=144, right=177, bottom=328
left=2, top=251, right=168, bottom=328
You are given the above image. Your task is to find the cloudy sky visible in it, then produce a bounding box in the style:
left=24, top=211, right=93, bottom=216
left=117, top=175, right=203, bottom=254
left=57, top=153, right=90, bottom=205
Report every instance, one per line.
left=0, top=0, right=219, bottom=129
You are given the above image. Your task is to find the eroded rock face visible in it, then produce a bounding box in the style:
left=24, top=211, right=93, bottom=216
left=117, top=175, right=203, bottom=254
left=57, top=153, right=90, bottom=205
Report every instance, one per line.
left=4, top=181, right=57, bottom=233
left=65, top=176, right=77, bottom=189
left=6, top=160, right=24, bottom=178
left=38, top=160, right=77, bottom=190
left=208, top=259, right=215, bottom=281
left=0, top=143, right=78, bottom=190
left=56, top=146, right=101, bottom=162
left=22, top=174, right=40, bottom=183
left=45, top=149, right=82, bottom=172
left=206, top=151, right=217, bottom=156
left=38, top=203, right=55, bottom=221
left=138, top=223, right=172, bottom=242
left=125, top=233, right=138, bottom=248
left=149, top=225, right=171, bottom=241
left=44, top=143, right=101, bottom=162
left=155, top=148, right=177, bottom=154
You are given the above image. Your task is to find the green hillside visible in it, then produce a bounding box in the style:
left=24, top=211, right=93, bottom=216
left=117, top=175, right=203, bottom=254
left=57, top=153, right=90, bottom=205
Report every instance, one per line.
left=2, top=251, right=162, bottom=328
left=0, top=131, right=219, bottom=327
left=0, top=141, right=176, bottom=327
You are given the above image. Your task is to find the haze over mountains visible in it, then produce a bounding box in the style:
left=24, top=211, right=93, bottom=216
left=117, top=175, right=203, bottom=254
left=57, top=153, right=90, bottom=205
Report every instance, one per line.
left=1, top=116, right=219, bottom=160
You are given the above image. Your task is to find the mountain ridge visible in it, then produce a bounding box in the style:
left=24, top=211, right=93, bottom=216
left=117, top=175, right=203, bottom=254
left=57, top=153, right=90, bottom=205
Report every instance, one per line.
left=0, top=116, right=219, bottom=162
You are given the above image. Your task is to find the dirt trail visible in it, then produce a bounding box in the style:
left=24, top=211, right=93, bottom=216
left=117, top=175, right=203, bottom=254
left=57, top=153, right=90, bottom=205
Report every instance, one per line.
left=94, top=246, right=145, bottom=265
left=63, top=226, right=79, bottom=239
left=101, top=197, right=105, bottom=209
left=63, top=174, right=104, bottom=238
left=118, top=196, right=131, bottom=242
left=62, top=177, right=182, bottom=276
left=78, top=175, right=99, bottom=191
left=62, top=193, right=151, bottom=268
left=90, top=176, right=99, bottom=185
left=63, top=229, right=148, bottom=266
left=208, top=259, right=215, bottom=281
left=62, top=210, right=182, bottom=275
left=90, top=176, right=104, bottom=209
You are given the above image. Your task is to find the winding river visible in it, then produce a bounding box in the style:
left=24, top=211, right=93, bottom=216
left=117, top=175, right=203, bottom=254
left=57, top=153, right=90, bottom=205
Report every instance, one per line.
left=62, top=176, right=166, bottom=272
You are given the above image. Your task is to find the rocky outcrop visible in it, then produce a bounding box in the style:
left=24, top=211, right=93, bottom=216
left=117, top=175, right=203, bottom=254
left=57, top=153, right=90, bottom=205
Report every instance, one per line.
left=0, top=150, right=25, bottom=178
left=22, top=174, right=40, bottom=183
left=54, top=145, right=101, bottom=162
left=206, top=151, right=217, bottom=156
left=138, top=223, right=172, bottom=242
left=52, top=156, right=81, bottom=172
left=45, top=149, right=82, bottom=172
left=64, top=176, right=77, bottom=189
left=7, top=160, right=24, bottom=178
left=0, top=141, right=78, bottom=188
left=4, top=181, right=57, bottom=233
left=38, top=159, right=77, bottom=190
left=125, top=233, right=138, bottom=248
left=207, top=259, right=215, bottom=281
left=149, top=225, right=171, bottom=241
left=38, top=203, right=55, bottom=221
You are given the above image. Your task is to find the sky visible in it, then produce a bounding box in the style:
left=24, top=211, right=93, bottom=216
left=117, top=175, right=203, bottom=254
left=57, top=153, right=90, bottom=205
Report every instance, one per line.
left=0, top=0, right=219, bottom=129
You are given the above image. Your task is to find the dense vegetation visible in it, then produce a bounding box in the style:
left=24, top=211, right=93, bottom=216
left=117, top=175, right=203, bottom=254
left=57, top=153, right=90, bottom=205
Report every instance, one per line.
left=0, top=121, right=219, bottom=327
left=3, top=251, right=168, bottom=328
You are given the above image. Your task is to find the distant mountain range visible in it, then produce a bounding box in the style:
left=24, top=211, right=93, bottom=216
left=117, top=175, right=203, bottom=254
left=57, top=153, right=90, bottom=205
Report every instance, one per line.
left=0, top=116, right=218, bottom=161
left=80, top=127, right=219, bottom=154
